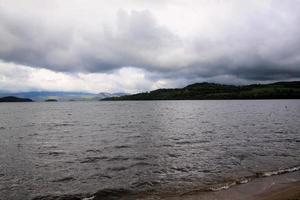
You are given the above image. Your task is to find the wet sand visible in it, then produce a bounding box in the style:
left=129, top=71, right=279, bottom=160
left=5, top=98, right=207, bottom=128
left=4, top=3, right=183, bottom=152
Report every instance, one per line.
left=161, top=170, right=300, bottom=200
left=260, top=184, right=300, bottom=200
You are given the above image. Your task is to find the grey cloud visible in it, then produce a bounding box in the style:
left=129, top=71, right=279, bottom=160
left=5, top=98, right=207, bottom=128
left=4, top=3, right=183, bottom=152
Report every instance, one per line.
left=0, top=8, right=180, bottom=73
left=1, top=0, right=300, bottom=84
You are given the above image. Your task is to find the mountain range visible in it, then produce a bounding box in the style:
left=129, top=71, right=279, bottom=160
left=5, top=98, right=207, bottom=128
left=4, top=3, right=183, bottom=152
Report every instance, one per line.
left=0, top=91, right=128, bottom=102
left=2, top=81, right=300, bottom=102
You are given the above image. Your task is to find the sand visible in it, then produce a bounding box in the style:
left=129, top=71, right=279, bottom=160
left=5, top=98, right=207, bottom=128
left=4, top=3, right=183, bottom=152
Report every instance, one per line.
left=159, top=170, right=300, bottom=200
left=260, top=184, right=300, bottom=200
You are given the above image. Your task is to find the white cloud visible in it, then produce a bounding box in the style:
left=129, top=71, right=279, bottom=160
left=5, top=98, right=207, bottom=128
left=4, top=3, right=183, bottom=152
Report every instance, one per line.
left=0, top=60, right=176, bottom=93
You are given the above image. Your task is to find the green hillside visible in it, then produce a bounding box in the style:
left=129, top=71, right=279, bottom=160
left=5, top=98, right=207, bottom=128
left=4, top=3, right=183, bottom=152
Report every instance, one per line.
left=103, top=81, right=300, bottom=100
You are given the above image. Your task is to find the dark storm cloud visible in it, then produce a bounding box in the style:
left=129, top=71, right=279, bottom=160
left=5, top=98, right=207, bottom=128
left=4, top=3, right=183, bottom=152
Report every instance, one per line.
left=1, top=0, right=300, bottom=83
left=0, top=8, right=178, bottom=73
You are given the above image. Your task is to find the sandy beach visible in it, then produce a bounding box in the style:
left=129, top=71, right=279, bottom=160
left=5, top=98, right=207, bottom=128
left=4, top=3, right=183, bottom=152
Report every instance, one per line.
left=160, top=171, right=300, bottom=200
left=260, top=184, right=300, bottom=200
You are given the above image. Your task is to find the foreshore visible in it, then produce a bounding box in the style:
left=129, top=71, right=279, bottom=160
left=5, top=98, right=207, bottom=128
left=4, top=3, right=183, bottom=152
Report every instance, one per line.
left=29, top=170, right=300, bottom=200
left=161, top=170, right=300, bottom=200
left=259, top=184, right=300, bottom=200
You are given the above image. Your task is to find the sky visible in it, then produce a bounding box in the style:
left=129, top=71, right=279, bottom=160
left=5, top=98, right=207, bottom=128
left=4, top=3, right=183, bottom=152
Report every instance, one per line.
left=0, top=0, right=300, bottom=93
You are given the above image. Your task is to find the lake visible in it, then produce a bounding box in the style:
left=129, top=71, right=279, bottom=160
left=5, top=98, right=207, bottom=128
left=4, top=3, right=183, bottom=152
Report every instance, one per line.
left=0, top=100, right=299, bottom=200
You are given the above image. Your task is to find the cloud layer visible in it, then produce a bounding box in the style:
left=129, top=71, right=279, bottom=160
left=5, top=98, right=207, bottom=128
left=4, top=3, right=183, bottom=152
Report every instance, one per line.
left=0, top=0, right=300, bottom=92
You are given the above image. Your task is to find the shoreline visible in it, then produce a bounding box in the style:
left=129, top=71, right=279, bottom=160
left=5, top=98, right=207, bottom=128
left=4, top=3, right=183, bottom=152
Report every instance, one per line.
left=160, top=170, right=300, bottom=200
left=259, top=184, right=300, bottom=200
left=31, top=169, right=300, bottom=200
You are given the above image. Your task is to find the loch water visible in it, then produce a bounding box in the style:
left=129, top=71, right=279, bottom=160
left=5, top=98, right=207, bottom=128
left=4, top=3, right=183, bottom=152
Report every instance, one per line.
left=0, top=100, right=299, bottom=200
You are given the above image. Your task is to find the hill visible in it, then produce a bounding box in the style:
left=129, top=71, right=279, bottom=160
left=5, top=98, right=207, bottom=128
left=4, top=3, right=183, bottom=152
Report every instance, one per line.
left=103, top=81, right=300, bottom=100
left=0, top=91, right=128, bottom=102
left=0, top=96, right=33, bottom=102
left=45, top=99, right=58, bottom=102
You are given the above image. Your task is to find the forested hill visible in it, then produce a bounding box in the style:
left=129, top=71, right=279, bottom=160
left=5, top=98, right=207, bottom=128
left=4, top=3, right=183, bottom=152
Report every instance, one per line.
left=103, top=81, right=300, bottom=100
left=0, top=96, right=33, bottom=102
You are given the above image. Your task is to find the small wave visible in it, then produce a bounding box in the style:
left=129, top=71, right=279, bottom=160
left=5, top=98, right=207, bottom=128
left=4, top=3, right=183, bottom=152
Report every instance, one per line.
left=209, top=178, right=250, bottom=192
left=132, top=156, right=147, bottom=161
left=114, top=145, right=131, bottom=149
left=108, top=156, right=129, bottom=161
left=209, top=181, right=237, bottom=191
left=208, top=165, right=300, bottom=192
left=28, top=133, right=39, bottom=136
left=129, top=162, right=154, bottom=168
left=256, top=166, right=300, bottom=177
left=152, top=169, right=167, bottom=175
left=128, top=135, right=141, bottom=139
left=171, top=166, right=190, bottom=173
left=91, top=173, right=112, bottom=179
left=81, top=155, right=131, bottom=163
left=82, top=197, right=94, bottom=200
left=108, top=166, right=128, bottom=171
left=52, top=176, right=76, bottom=182
left=131, top=180, right=161, bottom=189
left=92, top=188, right=133, bottom=200
left=160, top=144, right=173, bottom=147
left=274, top=131, right=284, bottom=134
left=42, top=145, right=58, bottom=149
left=33, top=194, right=86, bottom=200
left=176, top=140, right=209, bottom=145
left=48, top=151, right=66, bottom=156
left=168, top=153, right=180, bottom=158
left=0, top=127, right=5, bottom=130
left=86, top=149, right=102, bottom=153
left=201, top=169, right=213, bottom=173
left=284, top=138, right=297, bottom=143
left=38, top=150, right=66, bottom=156
left=80, top=156, right=109, bottom=163
left=22, top=123, right=35, bottom=128
left=51, top=123, right=75, bottom=127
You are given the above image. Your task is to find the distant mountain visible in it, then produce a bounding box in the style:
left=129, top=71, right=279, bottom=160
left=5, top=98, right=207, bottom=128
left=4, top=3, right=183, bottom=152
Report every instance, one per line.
left=0, top=91, right=129, bottom=101
left=103, top=81, right=300, bottom=100
left=45, top=99, right=58, bottom=102
left=112, top=92, right=129, bottom=97
left=0, top=96, right=33, bottom=102
left=96, top=92, right=129, bottom=100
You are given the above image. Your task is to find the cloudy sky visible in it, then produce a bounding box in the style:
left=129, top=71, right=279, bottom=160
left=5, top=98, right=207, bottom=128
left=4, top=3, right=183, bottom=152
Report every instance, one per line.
left=0, top=0, right=300, bottom=93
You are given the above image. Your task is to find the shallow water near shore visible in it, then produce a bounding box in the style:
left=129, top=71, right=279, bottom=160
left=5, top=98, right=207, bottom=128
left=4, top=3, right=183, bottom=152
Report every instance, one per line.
left=0, top=100, right=300, bottom=200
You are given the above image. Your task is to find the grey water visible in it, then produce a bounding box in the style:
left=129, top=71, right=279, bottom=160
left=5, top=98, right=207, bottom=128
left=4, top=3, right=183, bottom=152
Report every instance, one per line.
left=0, top=100, right=299, bottom=200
